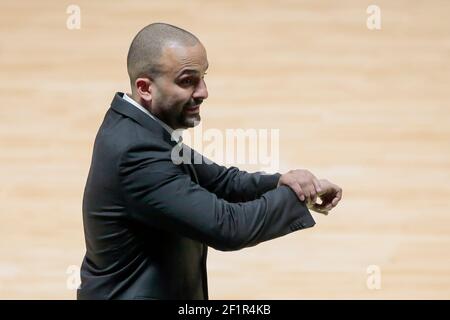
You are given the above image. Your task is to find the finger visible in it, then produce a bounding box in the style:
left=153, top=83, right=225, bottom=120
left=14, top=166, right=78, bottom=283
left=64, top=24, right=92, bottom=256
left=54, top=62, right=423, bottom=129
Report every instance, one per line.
left=313, top=178, right=322, bottom=194
left=331, top=187, right=343, bottom=207
left=337, top=187, right=343, bottom=200
left=309, top=185, right=317, bottom=204
left=302, top=186, right=311, bottom=203
left=332, top=197, right=339, bottom=207
left=301, top=183, right=316, bottom=204
left=290, top=182, right=305, bottom=202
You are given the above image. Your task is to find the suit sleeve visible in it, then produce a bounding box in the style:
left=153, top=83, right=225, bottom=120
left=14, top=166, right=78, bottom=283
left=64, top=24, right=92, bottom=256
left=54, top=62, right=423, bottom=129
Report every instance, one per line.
left=118, top=143, right=315, bottom=251
left=191, top=147, right=281, bottom=202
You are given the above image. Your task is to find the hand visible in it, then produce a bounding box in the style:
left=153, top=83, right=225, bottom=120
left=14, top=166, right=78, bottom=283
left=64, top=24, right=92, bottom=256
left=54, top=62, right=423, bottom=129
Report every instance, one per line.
left=307, top=179, right=342, bottom=215
left=277, top=169, right=322, bottom=203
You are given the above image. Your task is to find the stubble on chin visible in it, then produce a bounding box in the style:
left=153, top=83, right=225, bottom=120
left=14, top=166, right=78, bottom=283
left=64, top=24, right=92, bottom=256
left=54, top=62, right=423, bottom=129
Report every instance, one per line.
left=181, top=114, right=201, bottom=128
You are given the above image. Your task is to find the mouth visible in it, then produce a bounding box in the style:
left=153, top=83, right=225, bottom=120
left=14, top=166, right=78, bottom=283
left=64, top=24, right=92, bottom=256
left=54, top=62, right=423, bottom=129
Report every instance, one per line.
left=184, top=104, right=200, bottom=114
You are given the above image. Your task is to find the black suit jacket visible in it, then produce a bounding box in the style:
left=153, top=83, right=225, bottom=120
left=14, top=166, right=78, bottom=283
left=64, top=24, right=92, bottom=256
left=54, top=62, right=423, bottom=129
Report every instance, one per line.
left=77, top=92, right=315, bottom=300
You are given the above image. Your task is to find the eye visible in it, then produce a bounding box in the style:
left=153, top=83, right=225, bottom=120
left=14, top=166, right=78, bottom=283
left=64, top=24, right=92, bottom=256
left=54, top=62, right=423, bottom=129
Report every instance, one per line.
left=179, top=77, right=198, bottom=87
left=182, top=78, right=193, bottom=85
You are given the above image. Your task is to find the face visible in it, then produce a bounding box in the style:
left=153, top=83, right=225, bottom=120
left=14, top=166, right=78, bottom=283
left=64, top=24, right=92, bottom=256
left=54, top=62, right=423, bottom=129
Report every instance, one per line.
left=136, top=42, right=209, bottom=130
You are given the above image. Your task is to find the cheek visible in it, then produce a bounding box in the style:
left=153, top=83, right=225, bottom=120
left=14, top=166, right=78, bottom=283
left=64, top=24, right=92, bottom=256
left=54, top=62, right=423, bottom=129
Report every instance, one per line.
left=163, top=96, right=185, bottom=112
left=172, top=88, right=194, bottom=106
left=154, top=89, right=178, bottom=109
left=156, top=82, right=194, bottom=110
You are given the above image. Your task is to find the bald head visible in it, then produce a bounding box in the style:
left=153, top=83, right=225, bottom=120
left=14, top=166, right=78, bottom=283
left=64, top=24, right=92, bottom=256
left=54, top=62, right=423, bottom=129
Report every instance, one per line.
left=125, top=23, right=208, bottom=130
left=127, top=23, right=200, bottom=87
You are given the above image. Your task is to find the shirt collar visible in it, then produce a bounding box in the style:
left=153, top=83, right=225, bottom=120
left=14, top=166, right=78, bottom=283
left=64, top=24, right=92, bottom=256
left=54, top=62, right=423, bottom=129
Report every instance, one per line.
left=122, top=93, right=183, bottom=143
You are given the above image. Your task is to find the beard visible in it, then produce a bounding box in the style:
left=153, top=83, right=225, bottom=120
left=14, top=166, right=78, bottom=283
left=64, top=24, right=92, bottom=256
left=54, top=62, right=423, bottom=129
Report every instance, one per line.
left=153, top=96, right=203, bottom=130
left=175, top=99, right=202, bottom=128
left=178, top=112, right=201, bottom=128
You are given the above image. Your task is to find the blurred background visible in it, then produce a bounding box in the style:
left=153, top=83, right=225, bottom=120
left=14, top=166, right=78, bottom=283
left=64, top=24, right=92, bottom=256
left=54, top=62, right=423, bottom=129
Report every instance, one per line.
left=0, top=0, right=449, bottom=299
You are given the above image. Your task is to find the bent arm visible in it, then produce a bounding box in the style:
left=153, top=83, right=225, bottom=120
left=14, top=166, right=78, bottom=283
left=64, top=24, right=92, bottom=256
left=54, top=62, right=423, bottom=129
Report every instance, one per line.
left=119, top=144, right=314, bottom=251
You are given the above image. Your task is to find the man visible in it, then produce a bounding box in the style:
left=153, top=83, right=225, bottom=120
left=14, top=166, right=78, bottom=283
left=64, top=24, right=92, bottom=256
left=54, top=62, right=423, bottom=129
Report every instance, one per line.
left=78, top=23, right=342, bottom=300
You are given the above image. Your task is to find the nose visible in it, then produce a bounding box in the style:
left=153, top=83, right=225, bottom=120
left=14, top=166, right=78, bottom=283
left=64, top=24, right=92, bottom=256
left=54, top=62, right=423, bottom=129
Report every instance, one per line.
left=193, top=78, right=208, bottom=100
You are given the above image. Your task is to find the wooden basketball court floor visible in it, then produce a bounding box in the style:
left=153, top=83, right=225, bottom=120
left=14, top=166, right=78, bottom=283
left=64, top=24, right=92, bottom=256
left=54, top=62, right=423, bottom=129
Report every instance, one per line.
left=0, top=0, right=449, bottom=299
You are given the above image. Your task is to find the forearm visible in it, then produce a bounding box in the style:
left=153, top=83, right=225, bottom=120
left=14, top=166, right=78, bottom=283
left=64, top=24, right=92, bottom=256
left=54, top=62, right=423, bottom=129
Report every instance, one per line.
left=196, top=163, right=281, bottom=202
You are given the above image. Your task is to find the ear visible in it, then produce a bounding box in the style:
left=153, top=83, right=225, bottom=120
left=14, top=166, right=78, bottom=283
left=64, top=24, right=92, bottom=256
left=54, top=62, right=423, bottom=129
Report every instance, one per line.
left=134, top=77, right=152, bottom=104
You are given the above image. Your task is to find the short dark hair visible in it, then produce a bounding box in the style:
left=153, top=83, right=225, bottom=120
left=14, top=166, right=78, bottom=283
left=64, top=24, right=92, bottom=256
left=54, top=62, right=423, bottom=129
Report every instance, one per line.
left=127, top=23, right=200, bottom=87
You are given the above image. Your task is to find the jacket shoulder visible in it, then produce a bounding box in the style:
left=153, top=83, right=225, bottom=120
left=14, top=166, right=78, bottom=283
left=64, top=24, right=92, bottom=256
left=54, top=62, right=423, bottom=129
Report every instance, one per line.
left=94, top=108, right=170, bottom=157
